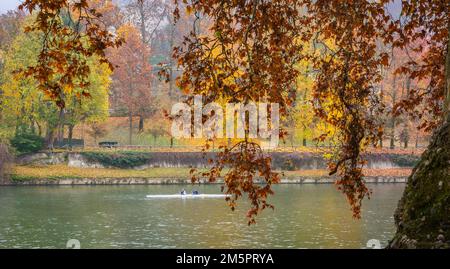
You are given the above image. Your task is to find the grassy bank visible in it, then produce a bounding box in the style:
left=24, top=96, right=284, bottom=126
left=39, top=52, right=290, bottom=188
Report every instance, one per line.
left=10, top=164, right=412, bottom=182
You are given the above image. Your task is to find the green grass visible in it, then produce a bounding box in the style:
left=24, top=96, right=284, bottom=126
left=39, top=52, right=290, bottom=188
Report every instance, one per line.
left=10, top=164, right=412, bottom=182
left=11, top=165, right=199, bottom=181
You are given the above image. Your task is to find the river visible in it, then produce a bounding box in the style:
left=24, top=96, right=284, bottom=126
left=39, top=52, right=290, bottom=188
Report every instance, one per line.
left=0, top=183, right=405, bottom=249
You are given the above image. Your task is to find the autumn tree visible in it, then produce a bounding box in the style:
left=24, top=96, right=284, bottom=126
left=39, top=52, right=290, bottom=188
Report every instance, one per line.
left=88, top=0, right=124, bottom=30
left=87, top=122, right=109, bottom=145
left=171, top=0, right=304, bottom=224
left=174, top=0, right=449, bottom=242
left=0, top=10, right=26, bottom=60
left=1, top=23, right=111, bottom=149
left=386, top=0, right=450, bottom=248
left=108, top=24, right=154, bottom=143
left=18, top=0, right=450, bottom=247
left=123, top=0, right=168, bottom=47
left=17, top=0, right=122, bottom=109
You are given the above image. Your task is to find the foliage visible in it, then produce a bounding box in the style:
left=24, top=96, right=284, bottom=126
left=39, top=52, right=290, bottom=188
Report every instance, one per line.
left=390, top=154, right=420, bottom=168
left=108, top=23, right=154, bottom=141
left=173, top=0, right=449, bottom=222
left=81, top=151, right=151, bottom=168
left=303, top=1, right=392, bottom=217
left=0, top=20, right=111, bottom=144
left=14, top=0, right=450, bottom=232
left=18, top=0, right=123, bottom=108
left=86, top=122, right=109, bottom=144
left=392, top=0, right=449, bottom=131
left=10, top=132, right=44, bottom=155
left=172, top=0, right=303, bottom=224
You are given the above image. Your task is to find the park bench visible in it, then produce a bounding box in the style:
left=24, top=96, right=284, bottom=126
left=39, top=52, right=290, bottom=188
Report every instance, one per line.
left=99, top=141, right=119, bottom=148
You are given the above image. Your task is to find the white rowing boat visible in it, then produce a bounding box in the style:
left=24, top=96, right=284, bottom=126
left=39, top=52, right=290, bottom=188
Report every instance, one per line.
left=146, top=194, right=230, bottom=199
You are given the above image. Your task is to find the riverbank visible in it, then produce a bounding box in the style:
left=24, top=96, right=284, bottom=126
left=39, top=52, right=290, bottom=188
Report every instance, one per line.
left=16, top=151, right=421, bottom=170
left=3, top=165, right=410, bottom=185
left=3, top=176, right=408, bottom=186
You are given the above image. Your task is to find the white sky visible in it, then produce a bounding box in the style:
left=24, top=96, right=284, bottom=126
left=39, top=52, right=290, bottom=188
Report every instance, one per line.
left=0, top=0, right=401, bottom=17
left=0, top=0, right=22, bottom=14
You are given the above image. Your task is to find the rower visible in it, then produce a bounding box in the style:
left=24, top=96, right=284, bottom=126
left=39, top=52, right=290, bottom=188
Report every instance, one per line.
left=192, top=190, right=199, bottom=195
left=180, top=189, right=186, bottom=195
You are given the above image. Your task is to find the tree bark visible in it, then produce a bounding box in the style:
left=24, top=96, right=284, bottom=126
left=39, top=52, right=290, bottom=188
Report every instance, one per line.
left=138, top=115, right=144, bottom=133
left=0, top=144, right=12, bottom=185
left=168, top=19, right=175, bottom=97
left=56, top=108, right=65, bottom=144
left=390, top=75, right=397, bottom=149
left=388, top=27, right=450, bottom=249
left=129, top=112, right=133, bottom=145
left=45, top=128, right=55, bottom=150
left=388, top=115, right=450, bottom=248
left=68, top=124, right=74, bottom=150
left=444, top=22, right=450, bottom=114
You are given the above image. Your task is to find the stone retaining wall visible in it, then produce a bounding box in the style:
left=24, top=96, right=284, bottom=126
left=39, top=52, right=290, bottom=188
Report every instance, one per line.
left=4, top=176, right=407, bottom=186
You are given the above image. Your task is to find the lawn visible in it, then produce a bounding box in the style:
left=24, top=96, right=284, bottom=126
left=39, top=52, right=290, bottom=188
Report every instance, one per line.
left=10, top=165, right=412, bottom=181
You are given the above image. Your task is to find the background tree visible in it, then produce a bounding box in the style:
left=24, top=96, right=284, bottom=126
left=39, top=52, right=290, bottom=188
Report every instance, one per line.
left=87, top=122, right=109, bottom=145
left=108, top=24, right=154, bottom=144
left=0, top=143, right=12, bottom=184
left=1, top=23, right=111, bottom=149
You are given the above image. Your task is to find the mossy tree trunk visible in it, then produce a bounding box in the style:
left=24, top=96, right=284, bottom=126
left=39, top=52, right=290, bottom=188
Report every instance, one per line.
left=388, top=22, right=450, bottom=249
left=388, top=112, right=450, bottom=249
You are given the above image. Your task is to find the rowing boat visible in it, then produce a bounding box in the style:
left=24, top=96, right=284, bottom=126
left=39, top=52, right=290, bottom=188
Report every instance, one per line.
left=145, top=194, right=230, bottom=199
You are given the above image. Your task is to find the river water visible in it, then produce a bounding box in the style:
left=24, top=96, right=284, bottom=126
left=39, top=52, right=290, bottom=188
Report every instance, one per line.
left=0, top=184, right=405, bottom=249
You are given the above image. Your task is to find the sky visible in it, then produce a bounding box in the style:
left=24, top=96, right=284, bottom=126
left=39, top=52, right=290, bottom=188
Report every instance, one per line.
left=0, top=0, right=22, bottom=15
left=0, top=0, right=402, bottom=17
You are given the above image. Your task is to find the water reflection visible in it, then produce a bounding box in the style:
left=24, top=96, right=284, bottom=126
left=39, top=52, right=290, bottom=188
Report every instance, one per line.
left=0, top=184, right=404, bottom=249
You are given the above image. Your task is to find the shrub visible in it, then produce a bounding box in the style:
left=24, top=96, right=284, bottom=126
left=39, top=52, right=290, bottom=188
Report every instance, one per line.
left=10, top=132, right=45, bottom=155
left=390, top=154, right=420, bottom=167
left=81, top=151, right=150, bottom=168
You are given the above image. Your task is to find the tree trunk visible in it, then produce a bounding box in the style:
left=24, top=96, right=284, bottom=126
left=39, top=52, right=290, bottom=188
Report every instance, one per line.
left=167, top=16, right=176, bottom=97
left=45, top=128, right=55, bottom=150
left=138, top=115, right=144, bottom=133
left=0, top=144, right=12, bottom=185
left=390, top=75, right=398, bottom=149
left=444, top=23, right=450, bottom=114
left=388, top=27, right=450, bottom=249
left=68, top=124, right=74, bottom=151
left=402, top=78, right=411, bottom=149
left=128, top=112, right=133, bottom=145
left=36, top=121, right=42, bottom=136
left=57, top=108, right=65, bottom=144
left=387, top=115, right=450, bottom=249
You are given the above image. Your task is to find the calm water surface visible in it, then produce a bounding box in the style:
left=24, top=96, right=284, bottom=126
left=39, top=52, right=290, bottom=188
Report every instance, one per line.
left=0, top=184, right=405, bottom=249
